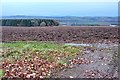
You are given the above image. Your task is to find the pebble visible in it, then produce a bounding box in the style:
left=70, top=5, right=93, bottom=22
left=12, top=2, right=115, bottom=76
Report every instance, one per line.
left=69, top=76, right=74, bottom=78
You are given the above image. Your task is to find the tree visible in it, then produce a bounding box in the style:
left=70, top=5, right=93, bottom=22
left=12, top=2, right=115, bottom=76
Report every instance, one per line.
left=31, top=19, right=39, bottom=26
left=40, top=22, right=46, bottom=26
left=1, top=19, right=59, bottom=27
left=19, top=20, right=27, bottom=26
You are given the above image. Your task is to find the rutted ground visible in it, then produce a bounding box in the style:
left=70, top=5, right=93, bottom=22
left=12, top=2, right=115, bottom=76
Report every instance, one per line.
left=51, top=42, right=118, bottom=78
left=1, top=42, right=119, bottom=79
left=1, top=27, right=119, bottom=79
left=2, top=27, right=119, bottom=43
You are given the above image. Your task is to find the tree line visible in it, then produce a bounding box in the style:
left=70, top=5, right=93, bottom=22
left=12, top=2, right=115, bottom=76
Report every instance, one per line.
left=1, top=19, right=59, bottom=27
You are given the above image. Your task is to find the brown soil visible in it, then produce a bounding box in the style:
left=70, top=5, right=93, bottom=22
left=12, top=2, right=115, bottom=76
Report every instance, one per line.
left=1, top=26, right=119, bottom=79
left=2, top=26, right=119, bottom=43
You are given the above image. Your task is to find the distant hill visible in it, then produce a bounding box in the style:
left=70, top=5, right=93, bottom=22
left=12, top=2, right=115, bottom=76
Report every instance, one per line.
left=2, top=16, right=118, bottom=26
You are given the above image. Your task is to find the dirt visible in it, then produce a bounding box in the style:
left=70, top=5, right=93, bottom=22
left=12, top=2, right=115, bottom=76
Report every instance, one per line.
left=51, top=42, right=118, bottom=78
left=2, top=26, right=119, bottom=43
left=1, top=26, right=119, bottom=79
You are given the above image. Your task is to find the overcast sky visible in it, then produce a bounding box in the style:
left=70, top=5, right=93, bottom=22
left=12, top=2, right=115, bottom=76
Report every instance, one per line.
left=1, top=0, right=119, bottom=2
left=1, top=0, right=118, bottom=16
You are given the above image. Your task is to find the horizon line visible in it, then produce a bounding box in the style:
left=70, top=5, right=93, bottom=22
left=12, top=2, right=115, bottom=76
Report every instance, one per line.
left=2, top=15, right=118, bottom=17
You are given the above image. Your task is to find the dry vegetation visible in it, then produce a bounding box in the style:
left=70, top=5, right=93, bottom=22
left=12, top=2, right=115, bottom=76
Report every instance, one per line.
left=1, top=26, right=119, bottom=79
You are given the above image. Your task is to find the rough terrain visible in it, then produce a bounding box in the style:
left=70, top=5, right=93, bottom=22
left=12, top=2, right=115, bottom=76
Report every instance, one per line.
left=2, top=26, right=119, bottom=43
left=1, top=26, right=119, bottom=79
left=51, top=42, right=118, bottom=78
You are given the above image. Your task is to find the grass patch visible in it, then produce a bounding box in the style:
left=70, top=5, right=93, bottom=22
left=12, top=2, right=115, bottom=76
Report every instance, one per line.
left=0, top=69, right=3, bottom=78
left=1, top=41, right=82, bottom=78
left=2, top=41, right=81, bottom=61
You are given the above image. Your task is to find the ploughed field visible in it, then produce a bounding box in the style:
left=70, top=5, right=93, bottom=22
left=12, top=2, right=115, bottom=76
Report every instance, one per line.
left=2, top=26, right=119, bottom=43
left=1, top=26, right=119, bottom=79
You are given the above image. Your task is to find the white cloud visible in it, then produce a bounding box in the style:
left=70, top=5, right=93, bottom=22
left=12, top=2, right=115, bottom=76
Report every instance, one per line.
left=1, top=0, right=119, bottom=2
